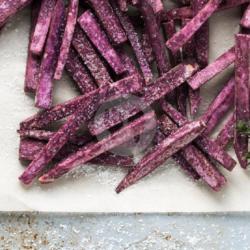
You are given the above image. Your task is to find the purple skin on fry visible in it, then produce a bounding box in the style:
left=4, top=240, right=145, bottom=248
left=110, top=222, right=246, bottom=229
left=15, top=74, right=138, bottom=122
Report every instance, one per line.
left=162, top=102, right=237, bottom=171
left=72, top=26, right=113, bottom=87
left=159, top=7, right=193, bottom=22
left=241, top=4, right=250, bottom=28
left=188, top=47, right=235, bottom=90
left=54, top=0, right=79, bottom=80
left=116, top=120, right=206, bottom=193
left=20, top=74, right=143, bottom=130
left=0, top=0, right=32, bottom=27
left=111, top=1, right=153, bottom=84
left=136, top=0, right=170, bottom=75
left=24, top=0, right=41, bottom=93
left=88, top=63, right=199, bottom=136
left=19, top=139, right=134, bottom=167
left=234, top=34, right=250, bottom=169
left=35, top=0, right=66, bottom=109
left=166, top=0, right=222, bottom=53
left=39, top=111, right=157, bottom=183
left=65, top=48, right=97, bottom=94
left=201, top=77, right=235, bottom=135
left=87, top=0, right=127, bottom=44
left=30, top=0, right=57, bottom=55
left=78, top=10, right=125, bottom=75
left=19, top=77, right=143, bottom=184
left=159, top=115, right=226, bottom=190
left=215, top=114, right=235, bottom=149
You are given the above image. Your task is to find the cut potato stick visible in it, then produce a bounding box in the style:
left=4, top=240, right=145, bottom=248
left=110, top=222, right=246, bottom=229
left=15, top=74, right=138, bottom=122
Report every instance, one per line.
left=19, top=139, right=134, bottom=167
left=88, top=63, right=198, bottom=135
left=241, top=4, right=250, bottom=28
left=111, top=1, right=153, bottom=83
left=166, top=0, right=222, bottom=53
left=78, top=10, right=125, bottom=75
left=234, top=34, right=250, bottom=169
left=162, top=102, right=237, bottom=171
left=35, top=0, right=66, bottom=109
left=118, top=0, right=128, bottom=12
left=159, top=7, right=193, bottom=22
left=65, top=48, right=97, bottom=94
left=19, top=76, right=142, bottom=184
left=54, top=0, right=79, bottom=80
left=136, top=0, right=170, bottom=74
left=201, top=77, right=235, bottom=134
left=0, top=0, right=32, bottom=27
left=20, top=74, right=142, bottom=130
left=39, top=111, right=157, bottom=183
left=116, top=120, right=206, bottom=193
left=72, top=26, right=112, bottom=86
left=141, top=32, right=155, bottom=63
left=215, top=114, right=235, bottom=149
left=87, top=0, right=127, bottom=44
left=159, top=115, right=227, bottom=190
left=147, top=0, right=164, bottom=13
left=192, top=0, right=209, bottom=69
left=30, top=0, right=56, bottom=55
left=119, top=50, right=139, bottom=76
left=24, top=0, right=41, bottom=93
left=188, top=47, right=235, bottom=90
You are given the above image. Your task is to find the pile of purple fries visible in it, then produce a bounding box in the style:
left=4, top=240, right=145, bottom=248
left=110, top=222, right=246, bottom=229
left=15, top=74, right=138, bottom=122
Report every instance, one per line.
left=1, top=0, right=250, bottom=193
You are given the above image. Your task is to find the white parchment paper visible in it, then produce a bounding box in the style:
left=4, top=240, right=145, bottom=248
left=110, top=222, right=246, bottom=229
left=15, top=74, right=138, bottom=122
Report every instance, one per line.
left=0, top=5, right=249, bottom=212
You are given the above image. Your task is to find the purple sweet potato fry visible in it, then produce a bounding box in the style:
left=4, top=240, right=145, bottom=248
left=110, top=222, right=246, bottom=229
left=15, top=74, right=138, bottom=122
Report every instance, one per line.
left=147, top=0, right=164, bottom=13
left=78, top=10, right=125, bottom=75
left=192, top=0, right=209, bottom=69
left=141, top=32, right=155, bottom=63
left=157, top=116, right=200, bottom=180
left=39, top=111, right=157, bottom=183
left=72, top=26, right=113, bottom=86
left=30, top=0, right=57, bottom=55
left=88, top=63, right=199, bottom=135
left=116, top=120, right=206, bottom=193
left=65, top=48, right=97, bottom=94
left=159, top=115, right=227, bottom=190
left=119, top=50, right=139, bottom=76
left=19, top=139, right=45, bottom=162
left=24, top=0, right=41, bottom=93
left=136, top=0, right=170, bottom=74
left=166, top=0, right=222, bottom=53
left=18, top=129, right=93, bottom=146
left=162, top=102, right=237, bottom=171
left=234, top=34, right=250, bottom=169
left=20, top=74, right=143, bottom=130
left=35, top=0, right=66, bottom=109
left=241, top=4, right=250, bottom=28
left=54, top=0, right=79, bottom=80
left=111, top=1, right=153, bottom=83
left=188, top=47, right=235, bottom=90
left=87, top=0, right=127, bottom=44
left=159, top=7, right=193, bottom=22
left=118, top=0, right=128, bottom=12
left=201, top=77, right=235, bottom=135
left=0, top=0, right=32, bottom=27
left=215, top=114, right=235, bottom=149
left=188, top=88, right=202, bottom=116
left=19, top=75, right=142, bottom=184
left=19, top=139, right=134, bottom=167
